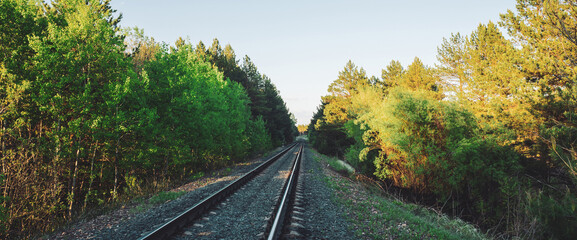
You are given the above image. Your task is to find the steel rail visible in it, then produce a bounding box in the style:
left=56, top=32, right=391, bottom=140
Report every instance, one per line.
left=265, top=144, right=303, bottom=240
left=138, top=143, right=298, bottom=240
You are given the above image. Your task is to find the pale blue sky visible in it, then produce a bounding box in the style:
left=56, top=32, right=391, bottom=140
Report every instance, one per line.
left=110, top=0, right=518, bottom=125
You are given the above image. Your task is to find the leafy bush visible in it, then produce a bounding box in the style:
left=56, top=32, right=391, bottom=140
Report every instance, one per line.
left=0, top=1, right=289, bottom=237
left=246, top=116, right=272, bottom=154
left=346, top=87, right=524, bottom=228
left=344, top=121, right=377, bottom=175
left=529, top=191, right=577, bottom=240
left=308, top=102, right=354, bottom=158
left=357, top=88, right=479, bottom=191
left=448, top=136, right=522, bottom=226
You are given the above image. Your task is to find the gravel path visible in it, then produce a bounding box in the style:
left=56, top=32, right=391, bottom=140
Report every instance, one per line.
left=293, top=145, right=355, bottom=239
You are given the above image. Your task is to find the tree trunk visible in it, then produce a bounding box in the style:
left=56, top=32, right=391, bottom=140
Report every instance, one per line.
left=69, top=140, right=80, bottom=218
left=83, top=142, right=97, bottom=211
left=1, top=121, right=5, bottom=185
left=54, top=118, right=61, bottom=201
left=113, top=164, right=118, bottom=201
left=113, top=137, right=120, bottom=201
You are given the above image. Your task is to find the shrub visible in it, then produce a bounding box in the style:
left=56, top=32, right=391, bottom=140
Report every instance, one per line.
left=348, top=87, right=524, bottom=229
left=529, top=191, right=577, bottom=240
left=344, top=121, right=377, bottom=175
left=363, top=88, right=479, bottom=191
left=447, top=136, right=522, bottom=226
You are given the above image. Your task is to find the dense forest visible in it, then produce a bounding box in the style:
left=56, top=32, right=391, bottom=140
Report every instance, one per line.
left=0, top=0, right=296, bottom=237
left=309, top=0, right=577, bottom=239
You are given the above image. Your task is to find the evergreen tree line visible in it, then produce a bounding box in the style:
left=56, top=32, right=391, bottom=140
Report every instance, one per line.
left=0, top=0, right=296, bottom=237
left=309, top=0, right=577, bottom=238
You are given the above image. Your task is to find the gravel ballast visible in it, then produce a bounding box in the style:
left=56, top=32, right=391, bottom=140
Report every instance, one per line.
left=172, top=145, right=298, bottom=239
left=293, top=145, right=355, bottom=239
left=47, top=143, right=355, bottom=239
left=47, top=147, right=286, bottom=240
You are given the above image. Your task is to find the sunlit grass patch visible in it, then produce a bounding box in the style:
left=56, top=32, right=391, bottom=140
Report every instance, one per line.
left=327, top=175, right=488, bottom=239
left=148, top=191, right=186, bottom=205
left=310, top=147, right=487, bottom=240
left=189, top=171, right=205, bottom=181
left=310, top=149, right=354, bottom=176
left=130, top=204, right=151, bottom=214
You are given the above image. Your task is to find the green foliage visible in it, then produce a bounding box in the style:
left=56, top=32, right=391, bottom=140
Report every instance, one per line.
left=529, top=191, right=577, bottom=240
left=199, top=40, right=296, bottom=147
left=311, top=0, right=577, bottom=238
left=401, top=57, right=441, bottom=94
left=245, top=116, right=272, bottom=153
left=327, top=60, right=370, bottom=100
left=350, top=86, right=523, bottom=230
left=308, top=102, right=354, bottom=157
left=189, top=171, right=205, bottom=181
left=308, top=61, right=368, bottom=158
left=381, top=60, right=404, bottom=90
left=361, top=88, right=479, bottom=190
left=342, top=195, right=485, bottom=240
left=343, top=121, right=377, bottom=175
left=142, top=42, right=250, bottom=163
left=315, top=152, right=355, bottom=176
left=499, top=0, right=577, bottom=236
left=314, top=66, right=526, bottom=234
left=449, top=137, right=522, bottom=225
left=318, top=152, right=488, bottom=240
left=0, top=2, right=291, bottom=238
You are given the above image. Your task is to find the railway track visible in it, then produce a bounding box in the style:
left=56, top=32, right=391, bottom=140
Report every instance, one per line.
left=138, top=142, right=304, bottom=240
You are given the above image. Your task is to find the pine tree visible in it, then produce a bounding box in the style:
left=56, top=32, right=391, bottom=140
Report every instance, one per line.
left=401, top=57, right=440, bottom=94
left=381, top=60, right=405, bottom=90
left=436, top=33, right=469, bottom=97
left=501, top=2, right=577, bottom=237
left=310, top=61, right=369, bottom=157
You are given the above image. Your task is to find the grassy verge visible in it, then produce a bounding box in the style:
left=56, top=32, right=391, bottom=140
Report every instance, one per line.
left=310, top=149, right=488, bottom=240
left=317, top=152, right=355, bottom=176
left=130, top=191, right=187, bottom=214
